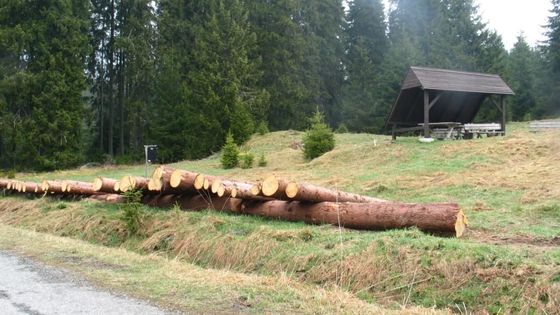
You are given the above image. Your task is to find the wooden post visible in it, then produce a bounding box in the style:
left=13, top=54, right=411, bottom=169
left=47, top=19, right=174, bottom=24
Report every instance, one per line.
left=423, top=90, right=430, bottom=138
left=500, top=95, right=506, bottom=135
left=392, top=124, right=397, bottom=140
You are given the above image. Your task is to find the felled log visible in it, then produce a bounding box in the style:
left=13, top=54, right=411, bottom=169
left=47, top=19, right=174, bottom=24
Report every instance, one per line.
left=119, top=176, right=149, bottom=192
left=92, top=177, right=119, bottom=193
left=240, top=200, right=467, bottom=237
left=66, top=182, right=100, bottom=195
left=0, top=179, right=10, bottom=190
left=61, top=180, right=84, bottom=193
left=87, top=194, right=126, bottom=204
left=41, top=180, right=64, bottom=194
left=149, top=166, right=176, bottom=192
left=21, top=182, right=40, bottom=193
left=284, top=181, right=387, bottom=203
left=260, top=176, right=291, bottom=199
left=169, top=170, right=202, bottom=192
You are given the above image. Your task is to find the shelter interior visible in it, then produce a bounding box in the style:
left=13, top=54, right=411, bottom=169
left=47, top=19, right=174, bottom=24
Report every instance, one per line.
left=386, top=66, right=515, bottom=140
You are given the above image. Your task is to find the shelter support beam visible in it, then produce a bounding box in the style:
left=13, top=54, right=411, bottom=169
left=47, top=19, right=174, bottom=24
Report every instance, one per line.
left=423, top=90, right=430, bottom=138
left=501, top=95, right=506, bottom=135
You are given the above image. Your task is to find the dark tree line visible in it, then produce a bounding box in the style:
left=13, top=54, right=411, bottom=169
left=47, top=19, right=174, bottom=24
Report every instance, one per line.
left=1, top=0, right=559, bottom=171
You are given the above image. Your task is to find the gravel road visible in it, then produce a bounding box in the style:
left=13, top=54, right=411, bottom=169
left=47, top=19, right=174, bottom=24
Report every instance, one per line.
left=0, top=250, right=176, bottom=315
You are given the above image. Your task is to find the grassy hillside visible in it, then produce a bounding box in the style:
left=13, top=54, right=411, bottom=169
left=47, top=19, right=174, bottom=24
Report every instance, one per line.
left=3, top=122, right=560, bottom=313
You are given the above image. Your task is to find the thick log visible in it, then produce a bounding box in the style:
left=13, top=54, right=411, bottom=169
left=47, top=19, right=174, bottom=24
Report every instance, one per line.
left=119, top=176, right=149, bottom=192
left=150, top=165, right=176, bottom=192
left=169, top=169, right=201, bottom=192
left=261, top=176, right=291, bottom=199
left=240, top=200, right=467, bottom=237
left=285, top=181, right=387, bottom=203
left=92, top=177, right=118, bottom=193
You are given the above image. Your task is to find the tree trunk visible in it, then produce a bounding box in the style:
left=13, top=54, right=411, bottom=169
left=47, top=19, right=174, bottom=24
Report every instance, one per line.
left=240, top=200, right=466, bottom=237
left=66, top=182, right=101, bottom=195
left=92, top=177, right=118, bottom=193
left=119, top=175, right=149, bottom=192
left=169, top=169, right=202, bottom=192
left=41, top=180, right=64, bottom=194
left=285, top=181, right=387, bottom=203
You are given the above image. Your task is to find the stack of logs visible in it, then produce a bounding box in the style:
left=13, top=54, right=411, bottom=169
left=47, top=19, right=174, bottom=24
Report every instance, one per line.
left=1, top=166, right=468, bottom=237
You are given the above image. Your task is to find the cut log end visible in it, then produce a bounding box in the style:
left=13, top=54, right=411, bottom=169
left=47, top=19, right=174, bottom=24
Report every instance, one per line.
left=113, top=182, right=120, bottom=192
left=92, top=177, right=103, bottom=191
left=454, top=210, right=468, bottom=238
left=203, top=178, right=210, bottom=190
left=152, top=165, right=165, bottom=181
left=119, top=176, right=133, bottom=192
left=211, top=178, right=222, bottom=194
left=194, top=174, right=205, bottom=190
left=148, top=178, right=161, bottom=191
left=169, top=170, right=182, bottom=188
left=261, top=176, right=279, bottom=197
left=250, top=183, right=261, bottom=196
left=285, top=182, right=298, bottom=198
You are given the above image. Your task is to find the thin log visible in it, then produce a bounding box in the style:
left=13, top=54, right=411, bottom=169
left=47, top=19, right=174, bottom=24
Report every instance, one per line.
left=150, top=165, right=176, bottom=191
left=0, top=179, right=9, bottom=190
left=119, top=175, right=149, bottom=192
left=240, top=200, right=467, bottom=237
left=22, top=182, right=40, bottom=193
left=92, top=177, right=118, bottom=193
left=285, top=181, right=387, bottom=203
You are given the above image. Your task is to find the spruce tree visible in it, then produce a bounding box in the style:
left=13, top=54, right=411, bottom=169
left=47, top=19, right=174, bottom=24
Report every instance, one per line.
left=341, top=0, right=388, bottom=132
left=543, top=0, right=560, bottom=117
left=0, top=0, right=90, bottom=170
left=506, top=35, right=540, bottom=121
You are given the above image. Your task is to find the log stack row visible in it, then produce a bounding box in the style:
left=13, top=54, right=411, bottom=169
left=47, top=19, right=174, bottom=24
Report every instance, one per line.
left=0, top=166, right=468, bottom=237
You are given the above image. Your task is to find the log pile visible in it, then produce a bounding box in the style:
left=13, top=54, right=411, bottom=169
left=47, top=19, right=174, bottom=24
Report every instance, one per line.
left=0, top=167, right=468, bottom=237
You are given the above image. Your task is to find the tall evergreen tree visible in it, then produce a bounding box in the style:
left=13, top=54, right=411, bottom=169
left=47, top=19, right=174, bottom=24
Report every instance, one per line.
left=341, top=0, right=388, bottom=132
left=152, top=0, right=263, bottom=162
left=0, top=0, right=90, bottom=170
left=506, top=35, right=540, bottom=121
left=543, top=0, right=560, bottom=117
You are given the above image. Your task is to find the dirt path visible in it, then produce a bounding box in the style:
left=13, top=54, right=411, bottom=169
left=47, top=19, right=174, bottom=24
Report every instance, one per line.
left=0, top=251, right=178, bottom=315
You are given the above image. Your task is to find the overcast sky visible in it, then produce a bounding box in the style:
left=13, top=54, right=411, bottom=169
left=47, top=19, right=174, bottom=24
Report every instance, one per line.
left=382, top=0, right=553, bottom=50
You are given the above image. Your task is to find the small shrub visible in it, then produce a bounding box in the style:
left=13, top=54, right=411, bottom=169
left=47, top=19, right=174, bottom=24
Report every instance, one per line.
left=257, top=153, right=267, bottom=167
left=240, top=152, right=255, bottom=169
left=120, top=189, right=144, bottom=235
left=221, top=132, right=239, bottom=169
left=256, top=121, right=269, bottom=135
left=303, top=110, right=335, bottom=160
left=335, top=123, right=349, bottom=134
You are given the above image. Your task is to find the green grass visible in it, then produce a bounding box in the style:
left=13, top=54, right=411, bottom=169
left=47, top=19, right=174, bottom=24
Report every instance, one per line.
left=3, top=121, right=560, bottom=313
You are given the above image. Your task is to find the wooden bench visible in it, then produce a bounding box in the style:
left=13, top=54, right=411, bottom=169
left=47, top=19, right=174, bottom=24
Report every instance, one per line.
left=464, top=123, right=503, bottom=138
left=529, top=120, right=560, bottom=132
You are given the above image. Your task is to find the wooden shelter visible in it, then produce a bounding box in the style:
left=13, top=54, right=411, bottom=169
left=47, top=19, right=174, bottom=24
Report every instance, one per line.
left=386, top=66, right=514, bottom=139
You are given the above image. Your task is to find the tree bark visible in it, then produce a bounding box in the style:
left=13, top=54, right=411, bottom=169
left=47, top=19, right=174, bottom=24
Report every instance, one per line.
left=169, top=169, right=201, bottom=192
left=285, top=182, right=387, bottom=203
left=92, top=177, right=118, bottom=193
left=119, top=175, right=149, bottom=192
left=240, top=200, right=466, bottom=237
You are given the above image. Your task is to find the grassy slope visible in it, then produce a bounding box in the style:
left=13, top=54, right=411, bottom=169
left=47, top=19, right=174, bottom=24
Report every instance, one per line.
left=3, top=122, right=560, bottom=313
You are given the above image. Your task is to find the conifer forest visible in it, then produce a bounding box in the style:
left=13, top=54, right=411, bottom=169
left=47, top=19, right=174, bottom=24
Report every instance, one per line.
left=1, top=0, right=559, bottom=171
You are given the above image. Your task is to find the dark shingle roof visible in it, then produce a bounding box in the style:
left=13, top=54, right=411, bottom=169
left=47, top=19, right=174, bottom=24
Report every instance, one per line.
left=402, top=67, right=514, bottom=95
